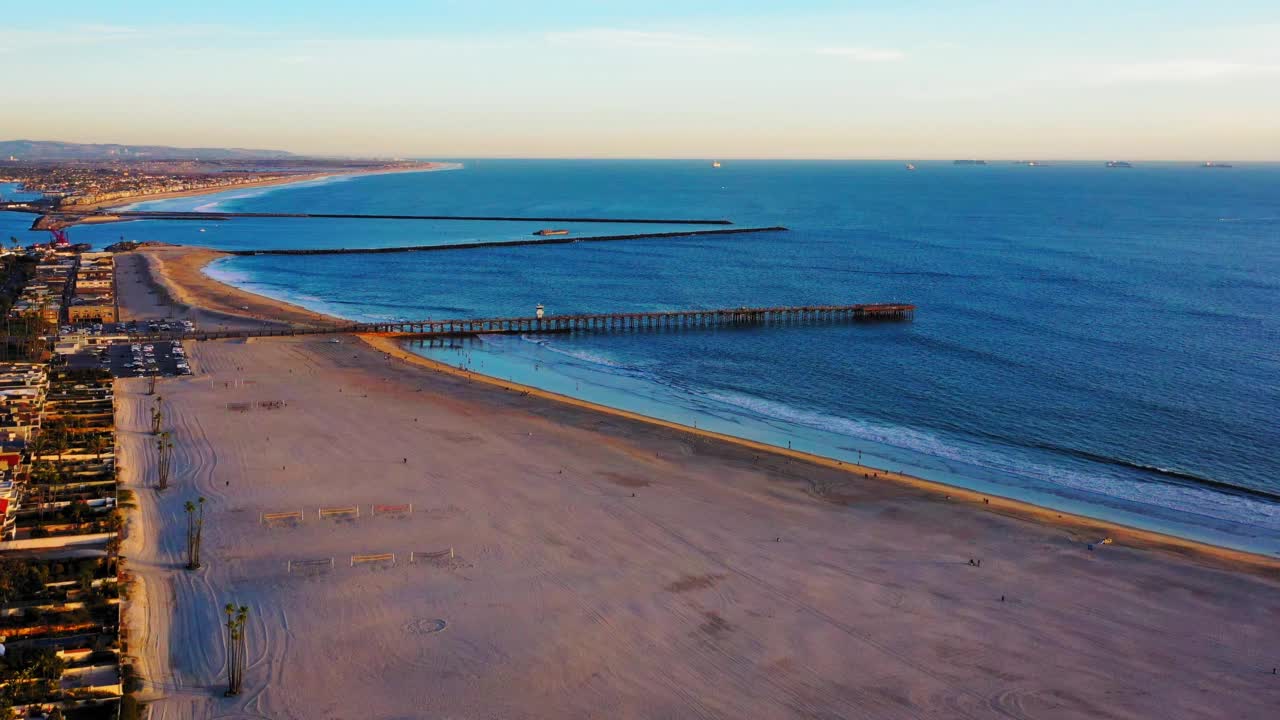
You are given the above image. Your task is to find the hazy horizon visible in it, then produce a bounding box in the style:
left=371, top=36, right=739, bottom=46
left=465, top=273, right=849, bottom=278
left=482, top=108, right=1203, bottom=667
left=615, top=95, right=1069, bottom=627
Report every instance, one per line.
left=5, top=1, right=1279, bottom=160
left=6, top=140, right=1280, bottom=164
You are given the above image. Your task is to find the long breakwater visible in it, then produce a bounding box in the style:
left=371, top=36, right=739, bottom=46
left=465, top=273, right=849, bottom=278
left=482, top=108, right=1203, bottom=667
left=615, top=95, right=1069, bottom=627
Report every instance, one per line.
left=223, top=226, right=789, bottom=256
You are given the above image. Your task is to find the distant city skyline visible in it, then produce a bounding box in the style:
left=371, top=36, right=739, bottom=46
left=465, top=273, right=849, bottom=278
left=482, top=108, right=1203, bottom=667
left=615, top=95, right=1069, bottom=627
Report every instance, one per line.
left=4, top=1, right=1279, bottom=160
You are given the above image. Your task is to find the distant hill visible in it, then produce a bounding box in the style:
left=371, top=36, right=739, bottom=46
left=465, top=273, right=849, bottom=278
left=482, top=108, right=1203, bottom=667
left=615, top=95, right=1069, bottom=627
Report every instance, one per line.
left=0, top=140, right=296, bottom=161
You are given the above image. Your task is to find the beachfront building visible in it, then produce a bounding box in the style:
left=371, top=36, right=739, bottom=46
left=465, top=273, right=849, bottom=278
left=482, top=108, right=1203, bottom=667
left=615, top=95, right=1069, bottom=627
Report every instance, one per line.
left=67, top=252, right=118, bottom=324
left=54, top=331, right=130, bottom=356
left=66, top=296, right=118, bottom=324
left=0, top=362, right=47, bottom=540
left=0, top=366, right=122, bottom=716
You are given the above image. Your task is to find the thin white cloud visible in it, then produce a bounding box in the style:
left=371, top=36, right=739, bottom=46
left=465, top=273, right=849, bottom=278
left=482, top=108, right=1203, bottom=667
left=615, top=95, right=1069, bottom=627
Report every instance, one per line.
left=73, top=24, right=141, bottom=36
left=2, top=22, right=272, bottom=53
left=544, top=29, right=751, bottom=53
left=816, top=47, right=905, bottom=62
left=1105, top=59, right=1280, bottom=83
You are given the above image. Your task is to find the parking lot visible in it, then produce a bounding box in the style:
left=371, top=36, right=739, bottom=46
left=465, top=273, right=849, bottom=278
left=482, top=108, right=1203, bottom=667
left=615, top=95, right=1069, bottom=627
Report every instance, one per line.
left=67, top=340, right=193, bottom=378
left=60, top=318, right=196, bottom=338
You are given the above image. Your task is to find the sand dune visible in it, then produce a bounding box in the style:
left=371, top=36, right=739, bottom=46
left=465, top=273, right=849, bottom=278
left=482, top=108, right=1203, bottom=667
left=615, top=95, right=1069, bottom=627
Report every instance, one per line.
left=115, top=248, right=1280, bottom=719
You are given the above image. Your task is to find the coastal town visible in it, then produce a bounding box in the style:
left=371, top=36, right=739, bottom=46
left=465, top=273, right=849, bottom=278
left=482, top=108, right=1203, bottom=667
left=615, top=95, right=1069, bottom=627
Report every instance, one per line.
left=0, top=237, right=191, bottom=719
left=0, top=154, right=434, bottom=216
left=0, top=161, right=299, bottom=209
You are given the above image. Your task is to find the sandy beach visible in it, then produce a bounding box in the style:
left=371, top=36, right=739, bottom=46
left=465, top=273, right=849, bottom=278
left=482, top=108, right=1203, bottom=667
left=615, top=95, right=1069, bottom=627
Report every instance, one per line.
left=115, top=246, right=1280, bottom=719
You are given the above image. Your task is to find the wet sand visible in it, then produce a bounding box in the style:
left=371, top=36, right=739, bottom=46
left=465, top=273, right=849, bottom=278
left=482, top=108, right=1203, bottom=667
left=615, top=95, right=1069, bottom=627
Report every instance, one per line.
left=117, top=246, right=1280, bottom=719
left=114, top=247, right=338, bottom=329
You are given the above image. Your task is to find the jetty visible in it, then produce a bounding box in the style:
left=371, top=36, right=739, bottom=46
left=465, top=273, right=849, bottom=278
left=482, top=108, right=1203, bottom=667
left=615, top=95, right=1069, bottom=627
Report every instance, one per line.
left=134, top=304, right=915, bottom=342
left=20, top=208, right=736, bottom=230
left=223, top=226, right=788, bottom=256
left=107, top=211, right=733, bottom=224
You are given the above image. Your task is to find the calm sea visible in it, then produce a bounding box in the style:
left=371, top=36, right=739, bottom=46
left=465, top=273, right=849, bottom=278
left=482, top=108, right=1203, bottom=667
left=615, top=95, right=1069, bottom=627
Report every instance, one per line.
left=4, top=162, right=1277, bottom=554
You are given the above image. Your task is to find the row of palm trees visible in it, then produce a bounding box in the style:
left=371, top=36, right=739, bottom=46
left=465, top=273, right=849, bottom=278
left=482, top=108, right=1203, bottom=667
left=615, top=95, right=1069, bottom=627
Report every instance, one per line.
left=152, top=397, right=173, bottom=491
left=0, top=251, right=51, bottom=362
left=29, top=417, right=112, bottom=463
left=151, top=389, right=247, bottom=695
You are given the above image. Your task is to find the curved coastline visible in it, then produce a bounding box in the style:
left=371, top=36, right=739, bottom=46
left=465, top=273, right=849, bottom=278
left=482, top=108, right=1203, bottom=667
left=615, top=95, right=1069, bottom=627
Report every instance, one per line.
left=115, top=244, right=1280, bottom=719
left=102, top=162, right=462, bottom=212
left=134, top=243, right=1280, bottom=570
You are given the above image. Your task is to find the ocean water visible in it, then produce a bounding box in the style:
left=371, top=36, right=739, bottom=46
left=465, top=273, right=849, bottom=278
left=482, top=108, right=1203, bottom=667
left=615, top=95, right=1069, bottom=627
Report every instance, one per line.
left=1, top=182, right=45, bottom=244
left=6, top=161, right=1278, bottom=554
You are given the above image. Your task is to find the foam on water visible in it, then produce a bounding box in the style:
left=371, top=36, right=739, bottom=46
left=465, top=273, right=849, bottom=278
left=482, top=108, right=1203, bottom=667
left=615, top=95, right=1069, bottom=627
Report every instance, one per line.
left=702, top=389, right=1280, bottom=530
left=520, top=335, right=639, bottom=372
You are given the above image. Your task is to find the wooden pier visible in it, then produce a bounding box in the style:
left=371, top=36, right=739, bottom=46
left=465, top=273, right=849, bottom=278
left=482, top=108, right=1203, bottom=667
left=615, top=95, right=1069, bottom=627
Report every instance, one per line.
left=137, top=304, right=915, bottom=342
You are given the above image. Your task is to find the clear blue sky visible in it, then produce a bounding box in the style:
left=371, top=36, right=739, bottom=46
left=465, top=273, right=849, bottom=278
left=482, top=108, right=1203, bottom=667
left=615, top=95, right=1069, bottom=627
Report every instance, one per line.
left=4, top=1, right=1278, bottom=159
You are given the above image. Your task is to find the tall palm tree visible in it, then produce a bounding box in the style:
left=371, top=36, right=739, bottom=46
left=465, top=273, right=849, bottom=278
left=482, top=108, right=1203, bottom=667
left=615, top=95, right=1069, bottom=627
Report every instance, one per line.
left=105, top=534, right=122, bottom=576
left=150, top=396, right=164, bottom=435
left=156, top=432, right=173, bottom=490
left=184, top=497, right=206, bottom=569
left=224, top=603, right=249, bottom=695
left=49, top=433, right=70, bottom=473
left=87, top=433, right=107, bottom=461
left=28, top=435, right=47, bottom=464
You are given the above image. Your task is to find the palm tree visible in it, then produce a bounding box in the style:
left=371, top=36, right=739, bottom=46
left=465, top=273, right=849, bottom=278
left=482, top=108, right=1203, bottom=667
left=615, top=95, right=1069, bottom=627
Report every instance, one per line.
left=28, top=435, right=47, bottom=464
left=224, top=603, right=249, bottom=695
left=87, top=433, right=107, bottom=461
left=150, top=396, right=163, bottom=435
left=156, top=431, right=173, bottom=490
left=48, top=433, right=70, bottom=476
left=184, top=497, right=205, bottom=569
left=105, top=534, right=122, bottom=576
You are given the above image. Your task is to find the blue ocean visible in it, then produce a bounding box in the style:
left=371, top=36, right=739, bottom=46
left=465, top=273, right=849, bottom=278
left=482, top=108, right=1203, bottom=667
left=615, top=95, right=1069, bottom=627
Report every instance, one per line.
left=4, top=162, right=1278, bottom=554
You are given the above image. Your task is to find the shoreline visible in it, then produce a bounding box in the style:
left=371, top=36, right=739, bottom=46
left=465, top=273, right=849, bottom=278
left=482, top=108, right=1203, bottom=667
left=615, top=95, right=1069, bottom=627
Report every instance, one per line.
left=365, top=335, right=1280, bottom=573
left=144, top=244, right=1279, bottom=572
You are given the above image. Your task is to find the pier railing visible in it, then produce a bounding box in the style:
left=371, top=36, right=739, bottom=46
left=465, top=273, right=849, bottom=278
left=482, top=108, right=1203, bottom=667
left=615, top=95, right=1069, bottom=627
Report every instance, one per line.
left=132, top=303, right=915, bottom=342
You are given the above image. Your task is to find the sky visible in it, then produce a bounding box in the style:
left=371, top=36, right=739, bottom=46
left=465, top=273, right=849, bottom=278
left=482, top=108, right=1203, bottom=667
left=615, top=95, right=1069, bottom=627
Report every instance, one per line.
left=2, top=1, right=1278, bottom=159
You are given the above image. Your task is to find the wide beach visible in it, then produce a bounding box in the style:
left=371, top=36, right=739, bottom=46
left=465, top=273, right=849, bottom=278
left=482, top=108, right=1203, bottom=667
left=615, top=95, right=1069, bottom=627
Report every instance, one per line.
left=116, top=246, right=1280, bottom=719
